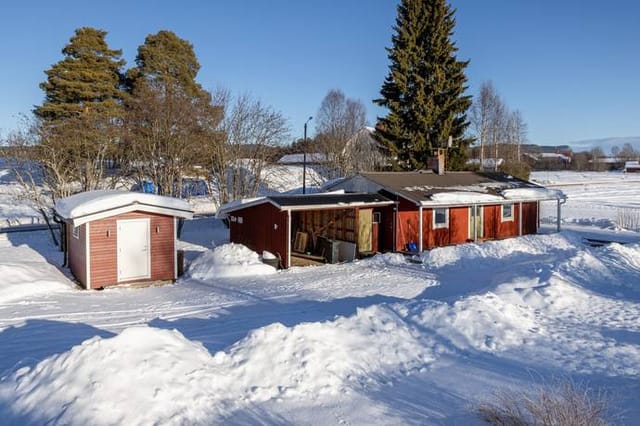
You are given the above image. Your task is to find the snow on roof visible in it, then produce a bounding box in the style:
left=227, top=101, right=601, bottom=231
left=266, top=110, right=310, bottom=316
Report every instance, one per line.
left=501, top=187, right=565, bottom=200
left=55, top=190, right=193, bottom=223
left=215, top=196, right=265, bottom=219
left=423, top=192, right=504, bottom=206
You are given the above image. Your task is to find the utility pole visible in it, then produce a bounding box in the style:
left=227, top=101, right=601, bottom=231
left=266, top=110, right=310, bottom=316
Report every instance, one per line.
left=302, top=116, right=313, bottom=194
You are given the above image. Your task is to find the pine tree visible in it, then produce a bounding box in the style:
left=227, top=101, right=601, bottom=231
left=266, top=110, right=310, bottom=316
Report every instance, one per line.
left=35, top=27, right=125, bottom=121
left=374, top=0, right=472, bottom=171
left=126, top=30, right=207, bottom=100
left=123, top=31, right=222, bottom=197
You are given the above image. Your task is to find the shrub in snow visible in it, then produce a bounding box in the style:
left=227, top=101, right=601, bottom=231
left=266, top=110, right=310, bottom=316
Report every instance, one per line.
left=189, top=243, right=277, bottom=279
left=616, top=207, right=640, bottom=231
left=476, top=380, right=609, bottom=426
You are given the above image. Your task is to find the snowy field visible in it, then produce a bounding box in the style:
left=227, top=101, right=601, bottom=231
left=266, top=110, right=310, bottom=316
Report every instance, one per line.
left=532, top=170, right=640, bottom=230
left=0, top=171, right=638, bottom=424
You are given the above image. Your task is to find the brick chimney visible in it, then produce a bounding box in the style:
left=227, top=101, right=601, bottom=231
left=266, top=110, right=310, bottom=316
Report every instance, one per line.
left=428, top=148, right=446, bottom=175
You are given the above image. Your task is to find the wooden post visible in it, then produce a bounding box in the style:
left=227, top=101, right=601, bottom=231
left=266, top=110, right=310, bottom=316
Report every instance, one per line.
left=518, top=202, right=523, bottom=236
left=418, top=206, right=423, bottom=252
left=473, top=204, right=478, bottom=242
left=286, top=210, right=292, bottom=268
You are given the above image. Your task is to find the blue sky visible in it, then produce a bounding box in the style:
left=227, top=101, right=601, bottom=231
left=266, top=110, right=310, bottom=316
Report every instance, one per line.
left=0, top=0, right=638, bottom=146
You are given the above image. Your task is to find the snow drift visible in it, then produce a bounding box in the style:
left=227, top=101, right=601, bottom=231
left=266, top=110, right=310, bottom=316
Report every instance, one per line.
left=0, top=305, right=434, bottom=425
left=189, top=243, right=277, bottom=279
left=0, top=245, right=73, bottom=304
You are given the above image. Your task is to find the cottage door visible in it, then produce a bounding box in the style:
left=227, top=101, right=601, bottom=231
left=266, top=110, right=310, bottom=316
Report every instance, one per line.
left=469, top=206, right=484, bottom=241
left=117, top=218, right=151, bottom=281
left=358, top=209, right=373, bottom=253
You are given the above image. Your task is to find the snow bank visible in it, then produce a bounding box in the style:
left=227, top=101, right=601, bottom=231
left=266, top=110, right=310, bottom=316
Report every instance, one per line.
left=189, top=243, right=277, bottom=279
left=421, top=232, right=579, bottom=269
left=0, top=245, right=73, bottom=304
left=0, top=306, right=434, bottom=424
left=413, top=295, right=538, bottom=351
left=0, top=327, right=216, bottom=425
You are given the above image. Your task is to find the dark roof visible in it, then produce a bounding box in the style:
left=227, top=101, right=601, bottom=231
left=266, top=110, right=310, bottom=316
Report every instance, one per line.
left=216, top=192, right=394, bottom=218
left=357, top=171, right=540, bottom=203
left=268, top=193, right=392, bottom=208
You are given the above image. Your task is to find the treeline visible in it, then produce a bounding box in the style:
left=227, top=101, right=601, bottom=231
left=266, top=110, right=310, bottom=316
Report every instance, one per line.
left=5, top=28, right=292, bottom=211
left=3, top=26, right=389, bottom=218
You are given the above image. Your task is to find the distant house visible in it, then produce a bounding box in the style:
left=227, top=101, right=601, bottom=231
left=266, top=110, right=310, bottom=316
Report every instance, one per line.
left=278, top=127, right=387, bottom=176
left=625, top=161, right=640, bottom=173
left=277, top=153, right=328, bottom=165
left=523, top=152, right=571, bottom=170
left=466, top=157, right=504, bottom=170
left=55, top=191, right=193, bottom=289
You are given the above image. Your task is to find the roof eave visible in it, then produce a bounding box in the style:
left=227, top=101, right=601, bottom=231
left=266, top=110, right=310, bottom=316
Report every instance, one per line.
left=61, top=202, right=194, bottom=226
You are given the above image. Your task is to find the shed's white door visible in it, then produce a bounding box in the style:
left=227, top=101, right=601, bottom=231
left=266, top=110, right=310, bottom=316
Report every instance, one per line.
left=117, top=218, right=150, bottom=281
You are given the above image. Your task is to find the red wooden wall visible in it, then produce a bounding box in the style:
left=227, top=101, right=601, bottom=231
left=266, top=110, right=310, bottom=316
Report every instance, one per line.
left=229, top=203, right=289, bottom=267
left=68, top=223, right=87, bottom=287
left=66, top=212, right=176, bottom=289
left=393, top=200, right=540, bottom=252
left=88, top=212, right=175, bottom=288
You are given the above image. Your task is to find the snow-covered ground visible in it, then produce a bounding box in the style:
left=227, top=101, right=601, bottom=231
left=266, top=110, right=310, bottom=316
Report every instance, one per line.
left=532, top=170, right=640, bottom=230
left=0, top=171, right=638, bottom=424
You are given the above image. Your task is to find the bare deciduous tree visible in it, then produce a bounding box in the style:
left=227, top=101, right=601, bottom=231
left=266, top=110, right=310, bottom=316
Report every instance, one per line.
left=208, top=92, right=290, bottom=204
left=470, top=81, right=499, bottom=170
left=471, top=81, right=528, bottom=172
left=315, top=89, right=374, bottom=178
left=1, top=115, right=117, bottom=244
left=123, top=80, right=224, bottom=198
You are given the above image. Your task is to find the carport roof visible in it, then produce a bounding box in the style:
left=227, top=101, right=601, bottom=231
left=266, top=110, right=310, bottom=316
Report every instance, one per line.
left=216, top=192, right=393, bottom=218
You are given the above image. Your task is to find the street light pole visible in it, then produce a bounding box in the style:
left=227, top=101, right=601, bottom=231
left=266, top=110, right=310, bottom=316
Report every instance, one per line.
left=302, top=116, right=312, bottom=194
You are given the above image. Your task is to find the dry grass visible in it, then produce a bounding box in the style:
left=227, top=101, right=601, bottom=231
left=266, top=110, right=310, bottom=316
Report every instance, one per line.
left=616, top=208, right=640, bottom=231
left=476, top=381, right=609, bottom=426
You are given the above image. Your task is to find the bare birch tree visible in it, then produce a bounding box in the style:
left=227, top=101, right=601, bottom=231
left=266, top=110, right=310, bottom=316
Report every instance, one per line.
left=471, top=81, right=528, bottom=173
left=208, top=92, right=290, bottom=204
left=470, top=81, right=499, bottom=170
left=315, top=89, right=369, bottom=178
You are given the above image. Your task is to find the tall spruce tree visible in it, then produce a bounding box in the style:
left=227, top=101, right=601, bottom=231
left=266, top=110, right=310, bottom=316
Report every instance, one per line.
left=374, top=0, right=472, bottom=170
left=35, top=27, right=125, bottom=121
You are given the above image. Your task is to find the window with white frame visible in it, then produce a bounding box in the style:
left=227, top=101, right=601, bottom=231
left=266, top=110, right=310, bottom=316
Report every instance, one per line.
left=501, top=203, right=514, bottom=222
left=433, top=208, right=449, bottom=229
left=72, top=225, right=80, bottom=239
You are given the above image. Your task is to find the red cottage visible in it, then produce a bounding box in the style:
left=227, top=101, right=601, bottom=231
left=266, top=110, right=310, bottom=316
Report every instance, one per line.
left=326, top=170, right=565, bottom=252
left=55, top=190, right=193, bottom=289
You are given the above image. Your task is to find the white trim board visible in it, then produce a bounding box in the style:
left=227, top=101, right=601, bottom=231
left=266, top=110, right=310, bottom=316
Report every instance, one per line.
left=71, top=204, right=193, bottom=227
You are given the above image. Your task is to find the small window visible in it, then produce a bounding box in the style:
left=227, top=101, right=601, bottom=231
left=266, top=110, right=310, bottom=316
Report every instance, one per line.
left=230, top=216, right=237, bottom=222
left=237, top=216, right=243, bottom=224
left=501, top=204, right=514, bottom=222
left=72, top=225, right=80, bottom=239
left=373, top=212, right=382, bottom=223
left=433, top=208, right=449, bottom=229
